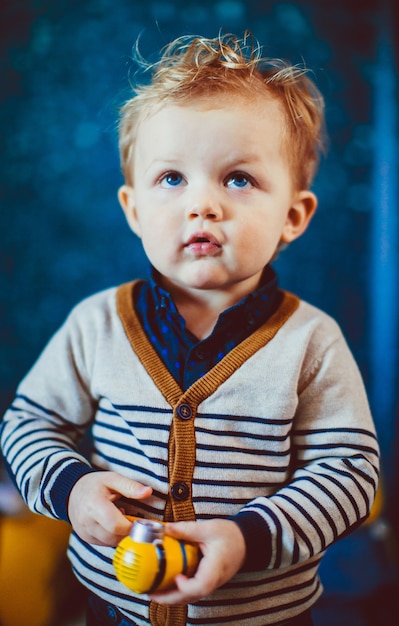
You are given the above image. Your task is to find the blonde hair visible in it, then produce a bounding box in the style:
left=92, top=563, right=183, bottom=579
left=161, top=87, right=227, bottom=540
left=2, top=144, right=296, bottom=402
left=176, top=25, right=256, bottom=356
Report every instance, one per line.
left=118, top=32, right=327, bottom=189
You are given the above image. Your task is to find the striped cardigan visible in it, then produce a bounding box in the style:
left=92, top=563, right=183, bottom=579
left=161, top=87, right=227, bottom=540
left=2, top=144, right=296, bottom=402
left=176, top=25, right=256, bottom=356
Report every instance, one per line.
left=0, top=282, right=379, bottom=626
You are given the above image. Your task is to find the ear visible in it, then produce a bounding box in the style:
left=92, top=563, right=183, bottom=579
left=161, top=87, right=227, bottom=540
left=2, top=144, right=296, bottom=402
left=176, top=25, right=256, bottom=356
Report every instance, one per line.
left=280, top=190, right=318, bottom=244
left=118, top=185, right=142, bottom=238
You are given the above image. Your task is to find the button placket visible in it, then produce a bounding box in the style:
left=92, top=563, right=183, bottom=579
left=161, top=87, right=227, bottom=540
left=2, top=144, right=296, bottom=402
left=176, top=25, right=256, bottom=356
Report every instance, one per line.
left=168, top=399, right=197, bottom=521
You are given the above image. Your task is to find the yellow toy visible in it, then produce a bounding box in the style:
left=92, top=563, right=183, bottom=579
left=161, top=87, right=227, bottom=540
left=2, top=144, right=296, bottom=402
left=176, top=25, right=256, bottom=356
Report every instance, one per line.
left=113, top=517, right=200, bottom=594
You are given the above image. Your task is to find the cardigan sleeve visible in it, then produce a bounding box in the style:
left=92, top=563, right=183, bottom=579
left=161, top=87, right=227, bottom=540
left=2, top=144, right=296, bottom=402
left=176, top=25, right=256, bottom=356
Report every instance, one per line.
left=233, top=322, right=380, bottom=572
left=0, top=296, right=105, bottom=522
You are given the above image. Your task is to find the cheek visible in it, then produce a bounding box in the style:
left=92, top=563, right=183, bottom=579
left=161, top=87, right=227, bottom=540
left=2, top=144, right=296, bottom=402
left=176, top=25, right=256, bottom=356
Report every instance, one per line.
left=236, top=220, right=283, bottom=259
left=236, top=219, right=270, bottom=246
left=139, top=221, right=176, bottom=261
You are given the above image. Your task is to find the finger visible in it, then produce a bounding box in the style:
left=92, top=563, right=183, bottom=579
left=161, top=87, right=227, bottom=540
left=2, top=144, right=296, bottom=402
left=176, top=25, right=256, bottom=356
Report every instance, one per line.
left=149, top=574, right=206, bottom=605
left=104, top=473, right=153, bottom=501
left=97, top=500, right=133, bottom=537
left=84, top=510, right=137, bottom=546
left=149, top=553, right=219, bottom=605
left=164, top=521, right=204, bottom=543
left=83, top=525, right=126, bottom=547
left=97, top=475, right=152, bottom=534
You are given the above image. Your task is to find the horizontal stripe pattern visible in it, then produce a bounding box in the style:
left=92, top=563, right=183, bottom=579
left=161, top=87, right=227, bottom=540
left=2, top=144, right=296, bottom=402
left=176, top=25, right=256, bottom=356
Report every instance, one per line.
left=0, top=286, right=379, bottom=625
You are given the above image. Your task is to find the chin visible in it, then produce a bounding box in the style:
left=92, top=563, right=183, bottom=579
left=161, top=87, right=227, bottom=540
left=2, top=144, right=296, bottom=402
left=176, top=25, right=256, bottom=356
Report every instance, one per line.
left=186, top=280, right=222, bottom=291
left=178, top=269, right=225, bottom=290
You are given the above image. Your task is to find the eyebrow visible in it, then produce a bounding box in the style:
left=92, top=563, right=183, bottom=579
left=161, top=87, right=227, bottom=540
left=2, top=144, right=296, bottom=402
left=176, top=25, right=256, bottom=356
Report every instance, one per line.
left=144, top=156, right=183, bottom=169
left=226, top=149, right=270, bottom=167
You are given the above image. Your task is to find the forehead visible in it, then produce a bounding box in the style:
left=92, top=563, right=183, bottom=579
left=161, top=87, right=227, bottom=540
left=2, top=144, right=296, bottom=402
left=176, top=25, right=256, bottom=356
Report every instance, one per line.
left=135, top=93, right=287, bottom=151
left=142, top=89, right=284, bottom=119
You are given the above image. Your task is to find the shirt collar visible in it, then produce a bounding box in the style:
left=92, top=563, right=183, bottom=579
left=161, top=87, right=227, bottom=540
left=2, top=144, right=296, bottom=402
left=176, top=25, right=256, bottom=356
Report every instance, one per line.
left=147, top=265, right=279, bottom=329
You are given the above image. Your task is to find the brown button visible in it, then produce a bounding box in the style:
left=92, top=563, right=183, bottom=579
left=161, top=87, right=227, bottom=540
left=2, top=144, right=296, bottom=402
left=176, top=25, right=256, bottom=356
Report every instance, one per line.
left=176, top=403, right=193, bottom=420
left=171, top=482, right=189, bottom=501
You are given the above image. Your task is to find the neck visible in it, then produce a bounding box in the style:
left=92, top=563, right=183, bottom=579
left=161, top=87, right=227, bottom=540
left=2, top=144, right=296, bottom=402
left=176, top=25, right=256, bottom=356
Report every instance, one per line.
left=177, top=298, right=224, bottom=340
left=163, top=282, right=255, bottom=340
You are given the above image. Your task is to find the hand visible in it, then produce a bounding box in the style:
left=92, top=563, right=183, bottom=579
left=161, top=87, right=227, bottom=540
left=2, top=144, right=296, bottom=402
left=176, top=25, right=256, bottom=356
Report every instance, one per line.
left=149, top=518, right=246, bottom=605
left=68, top=471, right=152, bottom=545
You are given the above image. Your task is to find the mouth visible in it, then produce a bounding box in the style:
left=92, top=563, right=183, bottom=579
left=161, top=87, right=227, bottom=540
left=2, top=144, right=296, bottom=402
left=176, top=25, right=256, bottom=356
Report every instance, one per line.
left=185, top=231, right=222, bottom=255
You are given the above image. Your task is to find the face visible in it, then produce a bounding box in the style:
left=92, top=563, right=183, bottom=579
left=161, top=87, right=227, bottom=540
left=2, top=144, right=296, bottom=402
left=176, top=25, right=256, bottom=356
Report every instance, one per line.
left=119, top=95, right=316, bottom=303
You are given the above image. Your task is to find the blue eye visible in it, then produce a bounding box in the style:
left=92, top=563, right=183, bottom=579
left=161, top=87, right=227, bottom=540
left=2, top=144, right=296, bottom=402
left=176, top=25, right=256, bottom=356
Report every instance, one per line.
left=161, top=172, right=183, bottom=187
left=226, top=173, right=252, bottom=189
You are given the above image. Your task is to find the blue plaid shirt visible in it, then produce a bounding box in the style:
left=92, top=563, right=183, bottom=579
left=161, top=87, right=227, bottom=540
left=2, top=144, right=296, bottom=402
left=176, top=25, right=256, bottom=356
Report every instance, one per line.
left=135, top=265, right=280, bottom=390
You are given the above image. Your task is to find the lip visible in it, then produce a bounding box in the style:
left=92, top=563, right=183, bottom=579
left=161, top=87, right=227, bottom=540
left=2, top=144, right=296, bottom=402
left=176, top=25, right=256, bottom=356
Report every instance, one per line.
left=184, top=231, right=222, bottom=256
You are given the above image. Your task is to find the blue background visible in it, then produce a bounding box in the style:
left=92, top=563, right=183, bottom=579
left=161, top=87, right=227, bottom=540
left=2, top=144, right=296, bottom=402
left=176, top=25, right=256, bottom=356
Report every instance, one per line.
left=1, top=0, right=398, bottom=623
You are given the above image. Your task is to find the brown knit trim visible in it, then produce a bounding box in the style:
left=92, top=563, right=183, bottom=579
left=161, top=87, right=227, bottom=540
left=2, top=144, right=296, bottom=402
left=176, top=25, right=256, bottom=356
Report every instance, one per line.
left=117, top=281, right=299, bottom=405
left=117, top=281, right=184, bottom=407
left=117, top=282, right=299, bottom=626
left=149, top=602, right=187, bottom=626
left=117, top=282, right=299, bottom=403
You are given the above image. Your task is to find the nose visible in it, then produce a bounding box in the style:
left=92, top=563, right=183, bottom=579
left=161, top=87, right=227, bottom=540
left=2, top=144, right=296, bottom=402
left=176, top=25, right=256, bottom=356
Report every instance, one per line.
left=186, top=193, right=222, bottom=221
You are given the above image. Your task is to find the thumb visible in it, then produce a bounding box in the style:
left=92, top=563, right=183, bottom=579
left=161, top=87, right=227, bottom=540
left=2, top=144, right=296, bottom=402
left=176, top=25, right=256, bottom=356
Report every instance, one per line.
left=165, top=521, right=201, bottom=542
left=105, top=472, right=152, bottom=500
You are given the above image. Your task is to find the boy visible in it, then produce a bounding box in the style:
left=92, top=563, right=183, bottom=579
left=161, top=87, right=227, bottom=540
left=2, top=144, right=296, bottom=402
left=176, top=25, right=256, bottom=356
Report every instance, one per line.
left=0, top=33, right=379, bottom=626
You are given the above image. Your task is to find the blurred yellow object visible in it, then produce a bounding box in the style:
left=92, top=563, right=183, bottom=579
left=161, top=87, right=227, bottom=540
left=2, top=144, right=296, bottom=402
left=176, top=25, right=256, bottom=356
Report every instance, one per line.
left=366, top=482, right=383, bottom=525
left=0, top=509, right=74, bottom=626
